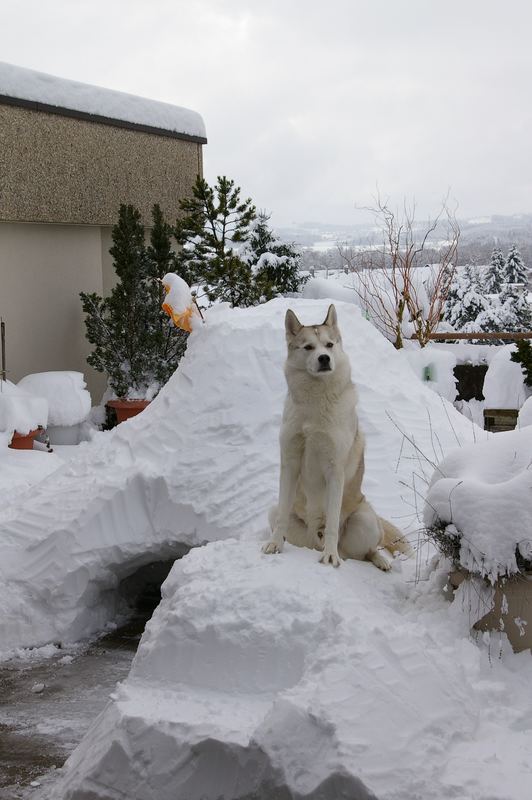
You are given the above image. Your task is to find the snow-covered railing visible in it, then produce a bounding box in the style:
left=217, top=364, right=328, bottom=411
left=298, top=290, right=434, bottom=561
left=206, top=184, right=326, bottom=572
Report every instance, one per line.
left=415, top=331, right=532, bottom=341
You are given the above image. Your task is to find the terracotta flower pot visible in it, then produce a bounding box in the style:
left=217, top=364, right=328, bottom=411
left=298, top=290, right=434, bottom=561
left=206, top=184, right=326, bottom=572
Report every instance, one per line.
left=9, top=428, right=41, bottom=450
left=106, top=399, right=150, bottom=424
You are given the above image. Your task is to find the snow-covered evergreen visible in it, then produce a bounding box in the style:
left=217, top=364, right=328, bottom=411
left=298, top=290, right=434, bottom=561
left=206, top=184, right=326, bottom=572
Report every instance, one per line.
left=499, top=283, right=532, bottom=331
left=243, top=212, right=306, bottom=300
left=444, top=265, right=488, bottom=330
left=504, top=244, right=528, bottom=285
left=483, top=247, right=505, bottom=294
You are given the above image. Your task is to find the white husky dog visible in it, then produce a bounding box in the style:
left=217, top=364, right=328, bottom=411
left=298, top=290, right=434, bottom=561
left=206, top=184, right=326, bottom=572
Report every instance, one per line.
left=262, top=304, right=411, bottom=569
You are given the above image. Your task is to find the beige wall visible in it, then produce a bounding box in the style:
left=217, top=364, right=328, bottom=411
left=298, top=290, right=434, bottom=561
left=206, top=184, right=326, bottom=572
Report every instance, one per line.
left=0, top=101, right=204, bottom=403
left=0, top=103, right=204, bottom=226
left=0, top=221, right=109, bottom=401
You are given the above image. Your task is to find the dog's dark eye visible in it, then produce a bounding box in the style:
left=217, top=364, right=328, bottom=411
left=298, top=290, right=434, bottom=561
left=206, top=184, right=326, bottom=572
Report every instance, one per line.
left=326, top=342, right=334, bottom=348
left=304, top=344, right=315, bottom=351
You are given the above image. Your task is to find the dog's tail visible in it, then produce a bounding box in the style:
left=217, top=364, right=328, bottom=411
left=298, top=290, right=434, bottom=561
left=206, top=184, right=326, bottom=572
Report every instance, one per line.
left=380, top=518, right=413, bottom=557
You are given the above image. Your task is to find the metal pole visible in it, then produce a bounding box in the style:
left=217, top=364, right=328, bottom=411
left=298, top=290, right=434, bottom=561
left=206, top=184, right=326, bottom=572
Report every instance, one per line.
left=1, top=318, right=6, bottom=382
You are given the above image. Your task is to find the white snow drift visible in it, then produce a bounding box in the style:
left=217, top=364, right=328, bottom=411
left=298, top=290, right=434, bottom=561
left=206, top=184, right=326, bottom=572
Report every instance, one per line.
left=0, top=299, right=478, bottom=654
left=6, top=299, right=532, bottom=800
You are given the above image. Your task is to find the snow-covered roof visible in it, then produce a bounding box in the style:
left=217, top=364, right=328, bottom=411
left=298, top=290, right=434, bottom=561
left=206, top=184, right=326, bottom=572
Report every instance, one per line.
left=0, top=61, right=207, bottom=142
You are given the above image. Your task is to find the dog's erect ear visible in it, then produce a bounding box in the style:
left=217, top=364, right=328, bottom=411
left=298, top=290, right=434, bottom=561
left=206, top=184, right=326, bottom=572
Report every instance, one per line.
left=285, top=309, right=302, bottom=337
left=322, top=304, right=338, bottom=329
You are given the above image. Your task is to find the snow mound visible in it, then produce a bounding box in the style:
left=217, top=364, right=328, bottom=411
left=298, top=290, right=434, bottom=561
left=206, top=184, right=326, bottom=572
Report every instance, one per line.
left=17, top=371, right=91, bottom=426
left=425, top=426, right=532, bottom=580
left=0, top=61, right=206, bottom=139
left=518, top=396, right=532, bottom=427
left=482, top=344, right=528, bottom=409
left=52, top=541, right=482, bottom=800
left=0, top=299, right=480, bottom=653
left=400, top=343, right=457, bottom=402
left=0, top=379, right=48, bottom=437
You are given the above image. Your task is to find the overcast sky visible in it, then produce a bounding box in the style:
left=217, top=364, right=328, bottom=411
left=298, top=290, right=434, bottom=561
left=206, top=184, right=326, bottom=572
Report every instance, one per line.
left=2, top=0, right=531, bottom=226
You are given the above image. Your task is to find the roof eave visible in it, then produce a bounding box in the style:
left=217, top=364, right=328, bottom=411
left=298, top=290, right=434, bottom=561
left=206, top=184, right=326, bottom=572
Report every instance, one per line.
left=0, top=93, right=208, bottom=145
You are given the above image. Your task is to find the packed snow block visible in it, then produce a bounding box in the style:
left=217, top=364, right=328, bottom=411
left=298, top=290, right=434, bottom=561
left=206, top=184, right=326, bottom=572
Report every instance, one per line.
left=0, top=299, right=481, bottom=653
left=52, top=541, right=479, bottom=800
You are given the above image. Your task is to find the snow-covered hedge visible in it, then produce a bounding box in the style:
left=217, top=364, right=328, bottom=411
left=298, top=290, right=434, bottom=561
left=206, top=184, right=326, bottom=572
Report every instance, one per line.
left=424, top=426, right=532, bottom=581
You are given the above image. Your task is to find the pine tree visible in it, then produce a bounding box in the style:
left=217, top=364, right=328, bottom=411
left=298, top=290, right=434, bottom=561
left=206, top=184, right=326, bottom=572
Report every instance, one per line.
left=444, top=265, right=488, bottom=330
left=483, top=247, right=505, bottom=294
left=498, top=283, right=532, bottom=332
left=504, top=245, right=528, bottom=285
left=174, top=175, right=258, bottom=306
left=510, top=340, right=532, bottom=387
left=81, top=204, right=187, bottom=398
left=243, top=211, right=306, bottom=301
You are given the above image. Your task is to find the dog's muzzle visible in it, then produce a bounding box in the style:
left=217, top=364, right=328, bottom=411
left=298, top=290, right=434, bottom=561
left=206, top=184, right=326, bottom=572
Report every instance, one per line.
left=317, top=354, right=331, bottom=372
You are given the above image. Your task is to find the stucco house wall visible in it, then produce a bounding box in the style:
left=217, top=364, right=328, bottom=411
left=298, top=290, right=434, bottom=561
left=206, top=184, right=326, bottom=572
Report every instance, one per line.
left=0, top=62, right=206, bottom=400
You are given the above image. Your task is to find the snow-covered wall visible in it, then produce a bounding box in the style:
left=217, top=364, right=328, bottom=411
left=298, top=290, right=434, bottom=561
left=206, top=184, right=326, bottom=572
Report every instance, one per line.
left=0, top=299, right=481, bottom=654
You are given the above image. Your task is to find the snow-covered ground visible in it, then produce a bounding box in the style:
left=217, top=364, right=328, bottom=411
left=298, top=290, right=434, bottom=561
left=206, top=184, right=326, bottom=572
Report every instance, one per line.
left=3, top=298, right=532, bottom=799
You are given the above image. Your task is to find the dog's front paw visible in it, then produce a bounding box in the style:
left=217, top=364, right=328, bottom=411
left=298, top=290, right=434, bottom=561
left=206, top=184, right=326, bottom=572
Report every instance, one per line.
left=320, top=549, right=341, bottom=567
left=370, top=551, right=392, bottom=571
left=262, top=540, right=284, bottom=555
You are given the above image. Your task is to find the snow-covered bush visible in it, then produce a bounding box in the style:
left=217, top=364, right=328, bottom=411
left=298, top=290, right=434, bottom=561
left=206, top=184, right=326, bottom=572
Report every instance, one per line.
left=425, top=427, right=532, bottom=582
left=243, top=212, right=306, bottom=300
left=81, top=204, right=188, bottom=399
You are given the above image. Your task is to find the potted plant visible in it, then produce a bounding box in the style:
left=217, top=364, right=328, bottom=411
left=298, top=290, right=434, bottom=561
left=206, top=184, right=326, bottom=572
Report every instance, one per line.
left=81, top=204, right=188, bottom=424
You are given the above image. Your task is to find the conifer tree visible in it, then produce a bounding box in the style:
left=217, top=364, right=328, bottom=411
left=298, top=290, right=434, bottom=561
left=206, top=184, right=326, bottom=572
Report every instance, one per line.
left=510, top=340, right=532, bottom=387
left=174, top=175, right=258, bottom=306
left=244, top=211, right=306, bottom=300
left=81, top=204, right=187, bottom=398
left=498, top=283, right=532, bottom=332
left=444, top=265, right=488, bottom=330
left=504, top=245, right=528, bottom=285
left=483, top=247, right=505, bottom=294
